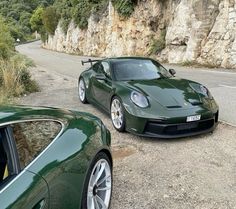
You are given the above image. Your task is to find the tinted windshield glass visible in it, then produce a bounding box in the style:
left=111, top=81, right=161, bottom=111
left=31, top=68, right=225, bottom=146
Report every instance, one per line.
left=113, top=59, right=171, bottom=81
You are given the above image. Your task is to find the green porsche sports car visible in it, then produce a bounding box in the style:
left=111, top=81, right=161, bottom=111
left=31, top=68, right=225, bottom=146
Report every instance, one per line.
left=78, top=57, right=219, bottom=138
left=0, top=106, right=112, bottom=209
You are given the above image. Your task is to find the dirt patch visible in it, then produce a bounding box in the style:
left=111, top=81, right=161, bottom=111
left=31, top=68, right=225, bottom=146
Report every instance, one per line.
left=112, top=145, right=137, bottom=159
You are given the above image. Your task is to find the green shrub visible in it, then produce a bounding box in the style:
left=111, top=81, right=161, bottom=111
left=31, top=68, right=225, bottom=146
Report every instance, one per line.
left=0, top=43, right=11, bottom=59
left=40, top=28, right=48, bottom=43
left=52, top=0, right=137, bottom=33
left=60, top=18, right=71, bottom=34
left=149, top=29, right=166, bottom=54
left=0, top=16, right=14, bottom=49
left=111, top=0, right=138, bottom=17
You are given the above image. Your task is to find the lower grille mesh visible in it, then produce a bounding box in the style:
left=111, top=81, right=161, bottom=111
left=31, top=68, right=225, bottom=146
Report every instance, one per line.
left=144, top=119, right=215, bottom=136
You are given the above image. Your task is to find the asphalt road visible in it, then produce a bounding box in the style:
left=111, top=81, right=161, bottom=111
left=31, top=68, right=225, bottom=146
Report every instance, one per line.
left=17, top=41, right=236, bottom=126
left=17, top=42, right=236, bottom=209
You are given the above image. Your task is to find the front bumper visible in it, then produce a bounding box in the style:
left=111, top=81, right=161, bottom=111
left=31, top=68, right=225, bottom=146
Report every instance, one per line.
left=125, top=110, right=219, bottom=139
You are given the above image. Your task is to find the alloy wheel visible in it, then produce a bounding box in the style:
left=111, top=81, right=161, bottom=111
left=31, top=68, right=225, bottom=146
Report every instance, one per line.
left=87, top=159, right=112, bottom=209
left=111, top=98, right=124, bottom=130
left=79, top=79, right=86, bottom=102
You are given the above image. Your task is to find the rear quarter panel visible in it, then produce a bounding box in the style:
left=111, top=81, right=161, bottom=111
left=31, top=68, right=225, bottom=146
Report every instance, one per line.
left=26, top=116, right=110, bottom=209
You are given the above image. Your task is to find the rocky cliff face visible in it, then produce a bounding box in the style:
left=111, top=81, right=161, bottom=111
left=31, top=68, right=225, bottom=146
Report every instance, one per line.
left=44, top=0, right=236, bottom=68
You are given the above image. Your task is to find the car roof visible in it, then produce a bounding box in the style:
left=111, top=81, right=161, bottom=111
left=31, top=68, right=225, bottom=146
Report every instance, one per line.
left=103, top=56, right=157, bottom=64
left=0, top=105, right=75, bottom=125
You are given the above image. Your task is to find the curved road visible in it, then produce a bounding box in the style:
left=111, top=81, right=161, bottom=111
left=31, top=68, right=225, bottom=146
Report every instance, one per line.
left=17, top=41, right=236, bottom=126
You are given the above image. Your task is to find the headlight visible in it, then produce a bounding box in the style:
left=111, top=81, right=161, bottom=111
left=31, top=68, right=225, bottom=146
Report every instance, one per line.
left=131, top=91, right=149, bottom=108
left=190, top=83, right=213, bottom=99
left=200, top=85, right=207, bottom=95
left=200, top=85, right=213, bottom=99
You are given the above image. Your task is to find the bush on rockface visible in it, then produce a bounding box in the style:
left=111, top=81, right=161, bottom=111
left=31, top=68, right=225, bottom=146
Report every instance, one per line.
left=111, top=0, right=138, bottom=18
left=149, top=29, right=166, bottom=55
left=51, top=0, right=137, bottom=34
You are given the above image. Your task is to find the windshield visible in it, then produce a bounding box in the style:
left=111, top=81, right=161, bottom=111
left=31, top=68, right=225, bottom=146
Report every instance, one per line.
left=112, top=59, right=172, bottom=81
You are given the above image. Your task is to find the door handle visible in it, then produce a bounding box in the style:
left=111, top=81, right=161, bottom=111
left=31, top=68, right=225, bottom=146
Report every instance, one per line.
left=32, top=198, right=46, bottom=209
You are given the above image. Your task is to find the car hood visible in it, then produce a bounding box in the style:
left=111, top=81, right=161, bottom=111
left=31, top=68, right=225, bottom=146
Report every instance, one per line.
left=125, top=78, right=203, bottom=108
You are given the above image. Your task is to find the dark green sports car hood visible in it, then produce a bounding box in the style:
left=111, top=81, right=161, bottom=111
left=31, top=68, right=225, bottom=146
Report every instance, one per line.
left=125, top=77, right=205, bottom=108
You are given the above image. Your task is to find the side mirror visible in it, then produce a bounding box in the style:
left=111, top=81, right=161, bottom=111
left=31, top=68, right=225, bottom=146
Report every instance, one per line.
left=169, top=69, right=176, bottom=76
left=95, top=74, right=106, bottom=81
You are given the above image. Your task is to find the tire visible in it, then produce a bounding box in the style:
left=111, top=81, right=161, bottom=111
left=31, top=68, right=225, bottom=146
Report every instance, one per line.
left=110, top=96, right=125, bottom=132
left=81, top=152, right=112, bottom=209
left=79, top=78, right=88, bottom=104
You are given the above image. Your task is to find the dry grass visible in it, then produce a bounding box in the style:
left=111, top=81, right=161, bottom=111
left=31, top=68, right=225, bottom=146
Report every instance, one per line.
left=0, top=54, right=39, bottom=105
left=0, top=59, right=24, bottom=96
left=181, top=60, right=219, bottom=68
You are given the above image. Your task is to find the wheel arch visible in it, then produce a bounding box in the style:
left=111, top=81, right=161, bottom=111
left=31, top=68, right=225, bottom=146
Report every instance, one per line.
left=99, top=148, right=113, bottom=168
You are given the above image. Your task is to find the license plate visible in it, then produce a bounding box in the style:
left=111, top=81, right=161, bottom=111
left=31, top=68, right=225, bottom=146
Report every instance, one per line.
left=187, top=115, right=201, bottom=122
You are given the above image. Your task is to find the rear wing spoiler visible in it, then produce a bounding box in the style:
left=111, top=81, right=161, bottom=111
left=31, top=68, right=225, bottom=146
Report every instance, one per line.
left=81, top=59, right=100, bottom=66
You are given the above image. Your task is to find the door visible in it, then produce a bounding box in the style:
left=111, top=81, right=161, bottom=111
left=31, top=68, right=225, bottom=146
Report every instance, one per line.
left=0, top=126, right=49, bottom=209
left=91, top=61, right=113, bottom=110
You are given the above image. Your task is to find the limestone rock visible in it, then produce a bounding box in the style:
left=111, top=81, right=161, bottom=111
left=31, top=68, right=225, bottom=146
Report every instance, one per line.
left=44, top=0, right=236, bottom=69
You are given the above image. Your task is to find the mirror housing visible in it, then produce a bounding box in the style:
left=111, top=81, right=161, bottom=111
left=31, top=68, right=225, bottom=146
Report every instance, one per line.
left=95, top=74, right=106, bottom=81
left=169, top=69, right=176, bottom=76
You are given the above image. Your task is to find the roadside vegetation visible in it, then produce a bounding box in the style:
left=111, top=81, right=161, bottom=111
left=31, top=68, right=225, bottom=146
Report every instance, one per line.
left=181, top=60, right=220, bottom=69
left=149, top=29, right=166, bottom=55
left=0, top=16, right=39, bottom=105
left=0, top=0, right=54, bottom=42
left=0, top=0, right=151, bottom=44
left=29, top=0, right=138, bottom=40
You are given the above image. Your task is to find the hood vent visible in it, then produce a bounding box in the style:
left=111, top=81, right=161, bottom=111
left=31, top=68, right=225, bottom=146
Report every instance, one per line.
left=166, top=105, right=182, bottom=109
left=190, top=101, right=203, bottom=106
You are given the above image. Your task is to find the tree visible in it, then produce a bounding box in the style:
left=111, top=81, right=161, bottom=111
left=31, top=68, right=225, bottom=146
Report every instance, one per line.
left=20, top=12, right=32, bottom=32
left=42, top=6, right=59, bottom=35
left=30, top=6, right=44, bottom=32
left=0, top=16, right=14, bottom=59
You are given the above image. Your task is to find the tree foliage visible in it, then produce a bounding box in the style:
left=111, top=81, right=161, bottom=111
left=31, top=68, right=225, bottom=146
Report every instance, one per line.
left=42, top=6, right=59, bottom=35
left=0, top=0, right=54, bottom=41
left=0, top=0, right=139, bottom=42
left=0, top=16, right=39, bottom=104
left=111, top=0, right=138, bottom=17
left=0, top=16, right=14, bottom=59
left=52, top=0, right=136, bottom=33
left=30, top=7, right=44, bottom=32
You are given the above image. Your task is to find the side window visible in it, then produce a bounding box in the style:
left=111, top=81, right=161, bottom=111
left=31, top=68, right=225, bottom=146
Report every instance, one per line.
left=93, top=62, right=103, bottom=74
left=0, top=130, right=8, bottom=183
left=0, top=128, right=16, bottom=185
left=11, top=121, right=62, bottom=169
left=101, top=62, right=111, bottom=78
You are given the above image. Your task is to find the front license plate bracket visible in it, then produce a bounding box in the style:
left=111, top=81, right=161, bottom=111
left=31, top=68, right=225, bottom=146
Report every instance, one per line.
left=187, top=115, right=201, bottom=122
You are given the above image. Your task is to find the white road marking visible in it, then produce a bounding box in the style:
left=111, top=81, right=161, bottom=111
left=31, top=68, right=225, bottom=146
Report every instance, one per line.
left=219, top=84, right=236, bottom=89
left=200, top=70, right=236, bottom=75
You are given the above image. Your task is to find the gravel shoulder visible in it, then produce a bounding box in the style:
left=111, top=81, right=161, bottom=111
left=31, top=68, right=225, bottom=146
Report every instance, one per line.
left=20, top=66, right=236, bottom=209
